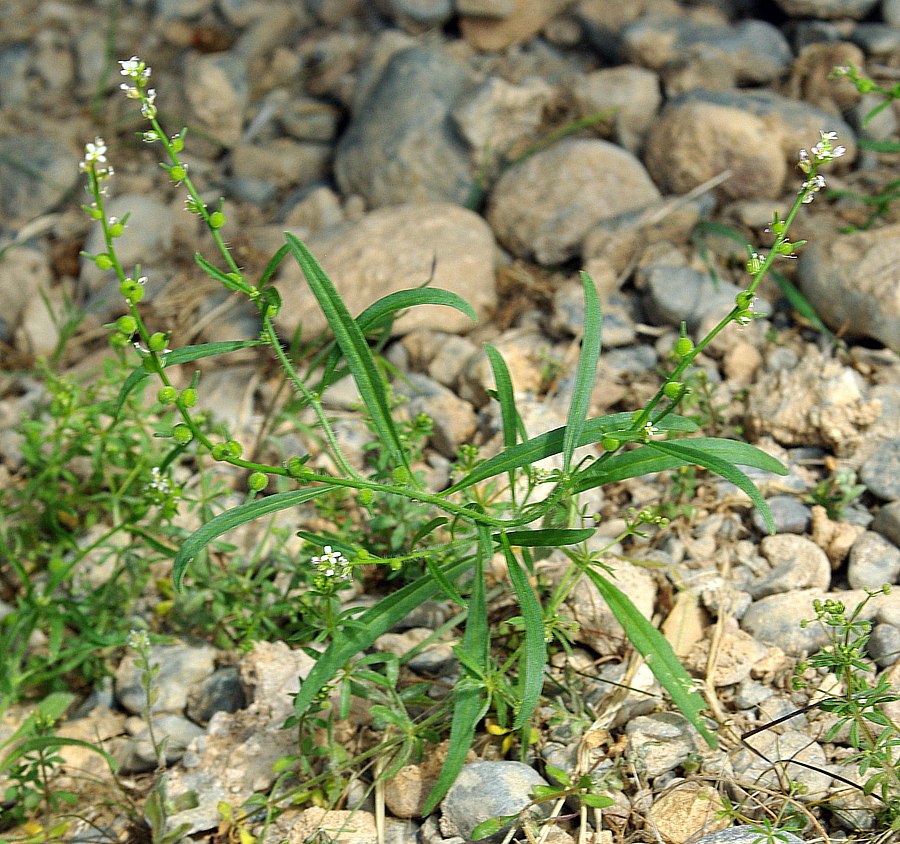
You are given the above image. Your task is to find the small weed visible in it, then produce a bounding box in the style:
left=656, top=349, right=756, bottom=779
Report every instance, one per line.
left=806, top=466, right=866, bottom=520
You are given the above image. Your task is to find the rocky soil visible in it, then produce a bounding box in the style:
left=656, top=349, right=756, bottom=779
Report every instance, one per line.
left=1, top=0, right=899, bottom=842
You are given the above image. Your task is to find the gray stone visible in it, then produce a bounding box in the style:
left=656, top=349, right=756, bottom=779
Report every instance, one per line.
left=452, top=76, right=556, bottom=166
left=848, top=531, right=900, bottom=590
left=279, top=97, right=341, bottom=142
left=569, top=65, right=661, bottom=154
left=186, top=666, right=247, bottom=726
left=0, top=43, right=30, bottom=107
left=625, top=713, right=697, bottom=777
left=692, top=827, right=803, bottom=844
left=231, top=140, right=331, bottom=190
left=751, top=496, right=812, bottom=534
left=155, top=0, right=214, bottom=17
left=622, top=17, right=792, bottom=85
left=798, top=223, right=900, bottom=351
left=384, top=0, right=453, bottom=29
left=395, top=373, right=478, bottom=459
left=0, top=135, right=79, bottom=223
left=642, top=265, right=744, bottom=331
left=274, top=203, right=495, bottom=340
left=486, top=138, right=660, bottom=265
left=115, top=642, right=217, bottom=715
left=0, top=247, right=52, bottom=336
left=440, top=761, right=548, bottom=840
left=334, top=46, right=472, bottom=207
left=601, top=345, right=658, bottom=376
left=732, top=729, right=831, bottom=801
left=118, top=713, right=205, bottom=773
left=184, top=52, right=249, bottom=147
left=860, top=438, right=900, bottom=501
left=455, top=0, right=513, bottom=16
left=774, top=0, right=879, bottom=17
left=873, top=501, right=900, bottom=547
left=868, top=622, right=900, bottom=668
left=748, top=534, right=831, bottom=598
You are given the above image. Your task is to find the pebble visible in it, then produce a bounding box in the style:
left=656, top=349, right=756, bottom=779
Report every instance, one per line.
left=873, top=501, right=900, bottom=547
left=649, top=782, right=729, bottom=844
left=686, top=628, right=769, bottom=687
left=748, top=534, right=831, bottom=598
left=798, top=223, right=900, bottom=351
left=451, top=75, right=556, bottom=166
left=230, top=140, right=332, bottom=190
left=275, top=203, right=495, bottom=340
left=625, top=713, right=698, bottom=777
left=459, top=0, right=569, bottom=50
left=439, top=761, right=548, bottom=840
left=867, top=622, right=900, bottom=668
left=693, top=828, right=803, bottom=844
left=732, top=729, right=831, bottom=801
left=334, top=46, right=472, bottom=207
left=774, top=0, right=879, bottom=17
left=184, top=52, right=250, bottom=146
left=569, top=65, right=661, bottom=154
left=642, top=265, right=743, bottom=331
left=860, top=438, right=900, bottom=501
left=396, top=374, right=478, bottom=459
left=621, top=17, right=792, bottom=84
left=847, top=530, right=900, bottom=589
left=384, top=0, right=454, bottom=30
left=118, top=713, right=205, bottom=773
left=0, top=135, right=79, bottom=224
left=751, top=495, right=812, bottom=534
left=486, top=138, right=661, bottom=264
left=186, top=666, right=247, bottom=726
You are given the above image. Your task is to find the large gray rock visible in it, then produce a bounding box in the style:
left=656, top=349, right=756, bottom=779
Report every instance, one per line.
left=0, top=135, right=79, bottom=223
left=798, top=223, right=900, bottom=351
left=334, top=46, right=473, bottom=207
left=486, top=138, right=660, bottom=264
left=692, top=827, right=803, bottom=844
left=184, top=52, right=249, bottom=146
left=275, top=203, right=495, bottom=339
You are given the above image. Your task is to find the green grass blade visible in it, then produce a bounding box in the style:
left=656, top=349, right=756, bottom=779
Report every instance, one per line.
left=446, top=414, right=697, bottom=494
left=1, top=736, right=118, bottom=774
left=258, top=242, right=290, bottom=288
left=580, top=566, right=717, bottom=748
left=422, top=527, right=491, bottom=814
left=484, top=344, right=521, bottom=450
left=173, top=487, right=337, bottom=591
left=356, top=287, right=477, bottom=331
left=113, top=340, right=267, bottom=417
left=769, top=269, right=836, bottom=342
left=500, top=533, right=546, bottom=730
left=291, top=555, right=474, bottom=717
left=647, top=440, right=777, bottom=532
left=562, top=272, right=601, bottom=473
left=285, top=233, right=408, bottom=473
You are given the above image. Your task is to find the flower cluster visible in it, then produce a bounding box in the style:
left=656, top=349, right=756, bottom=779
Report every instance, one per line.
left=119, top=56, right=157, bottom=119
left=311, top=545, right=352, bottom=581
left=79, top=137, right=113, bottom=180
left=797, top=131, right=846, bottom=204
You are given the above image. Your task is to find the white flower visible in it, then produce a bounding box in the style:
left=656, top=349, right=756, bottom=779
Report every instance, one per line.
left=119, top=57, right=141, bottom=76
left=311, top=545, right=352, bottom=580
left=641, top=420, right=659, bottom=442
left=147, top=466, right=172, bottom=494
left=821, top=131, right=839, bottom=142
left=80, top=137, right=108, bottom=172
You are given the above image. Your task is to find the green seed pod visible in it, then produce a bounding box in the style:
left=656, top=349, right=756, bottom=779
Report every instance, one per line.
left=735, top=291, right=753, bottom=310
left=157, top=386, right=178, bottom=404
left=170, top=136, right=185, bottom=153
left=109, top=332, right=129, bottom=349
left=211, top=443, right=227, bottom=461
left=148, top=332, right=168, bottom=352
left=142, top=357, right=157, bottom=373
left=172, top=425, right=193, bottom=444
left=180, top=387, right=197, bottom=408
left=225, top=439, right=243, bottom=459
left=116, top=315, right=137, bottom=335
left=357, top=488, right=374, bottom=506
left=120, top=279, right=145, bottom=303
left=170, top=164, right=187, bottom=182
left=109, top=221, right=125, bottom=238
left=663, top=381, right=683, bottom=400
left=391, top=466, right=410, bottom=485
left=674, top=336, right=694, bottom=358
left=95, top=254, right=114, bottom=271
left=601, top=436, right=620, bottom=452
left=248, top=472, right=267, bottom=492
left=208, top=211, right=225, bottom=229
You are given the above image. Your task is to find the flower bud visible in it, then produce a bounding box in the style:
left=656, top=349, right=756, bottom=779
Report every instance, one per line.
left=224, top=439, right=243, bottom=459
left=208, top=211, right=225, bottom=229
left=663, top=381, right=683, bottom=400
left=95, top=254, right=114, bottom=271
left=148, top=332, right=168, bottom=352
left=109, top=220, right=125, bottom=238
left=157, top=386, right=178, bottom=404
left=116, top=315, right=137, bottom=335
left=674, top=336, right=694, bottom=358
left=172, top=425, right=193, bottom=444
left=170, top=164, right=187, bottom=182
left=248, top=472, right=267, bottom=492
left=180, top=387, right=197, bottom=408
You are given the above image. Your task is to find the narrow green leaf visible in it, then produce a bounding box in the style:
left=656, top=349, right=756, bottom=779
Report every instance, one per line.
left=580, top=566, right=717, bottom=748
left=291, top=555, right=474, bottom=718
left=581, top=793, right=615, bottom=808
left=769, top=269, right=835, bottom=341
left=544, top=763, right=571, bottom=787
left=194, top=253, right=249, bottom=293
left=173, top=487, right=337, bottom=592
left=485, top=345, right=521, bottom=450
left=285, top=233, right=408, bottom=473
left=258, top=242, right=290, bottom=288
left=563, top=272, right=601, bottom=473
left=500, top=528, right=594, bottom=547
left=646, top=440, right=777, bottom=533
left=113, top=340, right=267, bottom=417
left=0, top=736, right=118, bottom=774
left=500, top=534, right=546, bottom=730
left=356, top=287, right=476, bottom=331
left=421, top=528, right=491, bottom=815
left=446, top=414, right=697, bottom=494
left=470, top=818, right=505, bottom=840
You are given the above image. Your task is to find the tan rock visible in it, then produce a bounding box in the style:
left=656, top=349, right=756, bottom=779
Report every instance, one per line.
left=650, top=782, right=729, bottom=844
left=460, top=0, right=568, bottom=50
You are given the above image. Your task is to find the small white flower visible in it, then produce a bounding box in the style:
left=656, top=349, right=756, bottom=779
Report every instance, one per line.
left=311, top=545, right=352, bottom=580
left=821, top=131, right=839, bottom=142
left=641, top=420, right=659, bottom=442
left=119, top=57, right=141, bottom=76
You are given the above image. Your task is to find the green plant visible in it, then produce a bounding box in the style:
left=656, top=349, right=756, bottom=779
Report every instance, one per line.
left=81, top=56, right=850, bottom=814
left=794, top=588, right=900, bottom=830
left=806, top=466, right=866, bottom=520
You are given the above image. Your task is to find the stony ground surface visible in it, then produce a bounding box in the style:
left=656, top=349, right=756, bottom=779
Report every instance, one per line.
left=1, top=0, right=900, bottom=842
